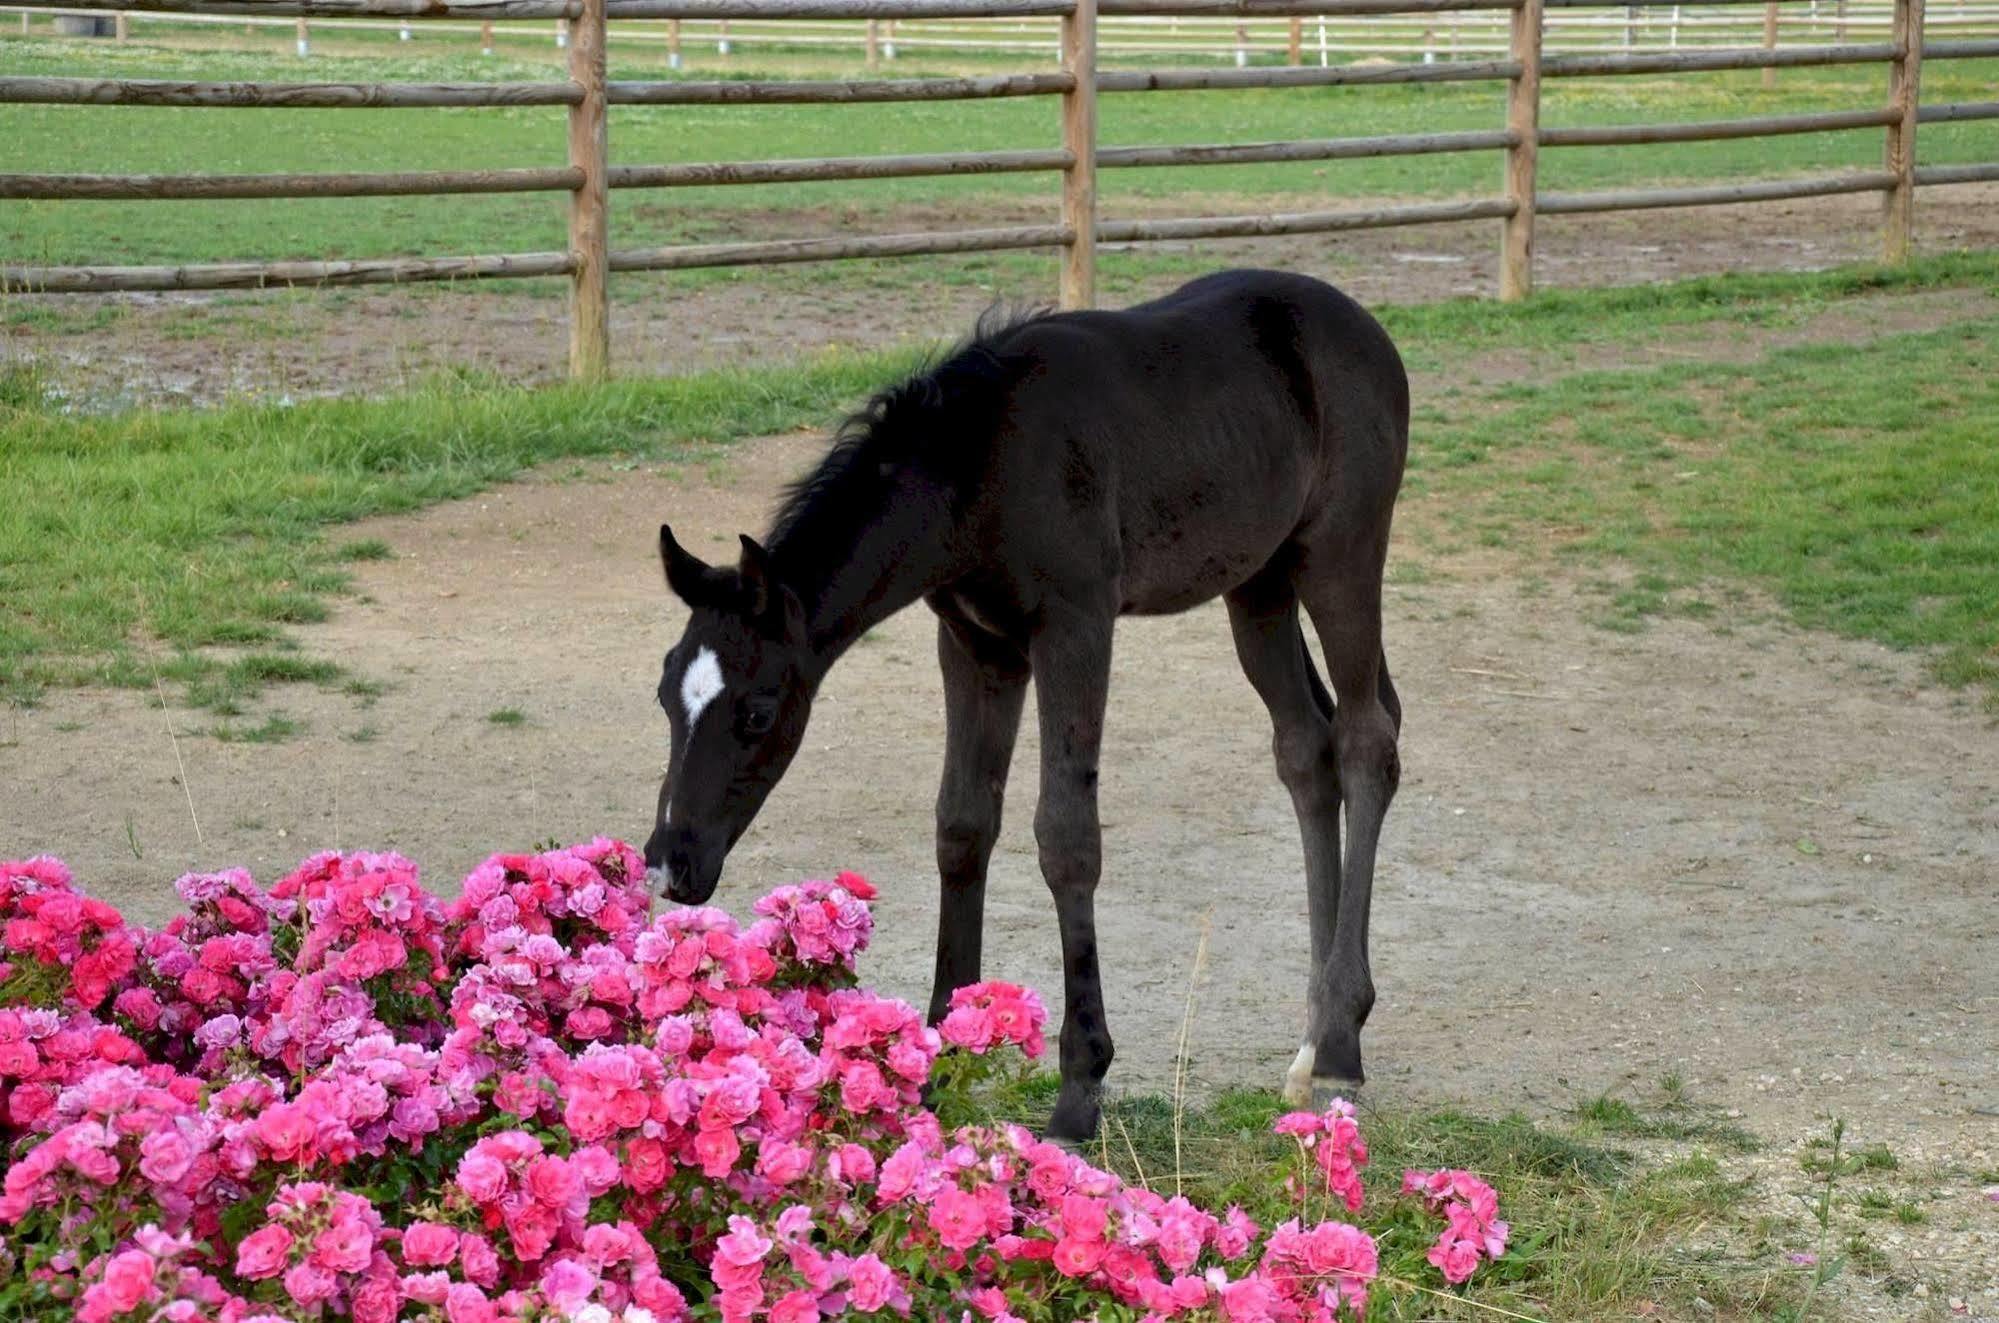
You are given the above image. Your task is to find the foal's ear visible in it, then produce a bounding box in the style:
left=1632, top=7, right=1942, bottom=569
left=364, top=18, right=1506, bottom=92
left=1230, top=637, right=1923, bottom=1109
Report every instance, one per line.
left=737, top=534, right=807, bottom=643
left=659, top=523, right=731, bottom=607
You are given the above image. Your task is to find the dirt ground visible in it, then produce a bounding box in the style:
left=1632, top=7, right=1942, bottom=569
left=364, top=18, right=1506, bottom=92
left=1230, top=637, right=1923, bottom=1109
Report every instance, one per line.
left=12, top=184, right=1999, bottom=405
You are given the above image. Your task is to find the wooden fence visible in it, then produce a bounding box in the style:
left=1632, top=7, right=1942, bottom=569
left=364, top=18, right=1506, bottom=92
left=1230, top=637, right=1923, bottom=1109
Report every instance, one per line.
left=3, top=0, right=1997, bottom=378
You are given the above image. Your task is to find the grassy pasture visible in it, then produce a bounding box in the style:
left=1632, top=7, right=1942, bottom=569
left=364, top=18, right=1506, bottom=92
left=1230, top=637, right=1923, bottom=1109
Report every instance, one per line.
left=4, top=253, right=1997, bottom=715
left=4, top=34, right=1998, bottom=270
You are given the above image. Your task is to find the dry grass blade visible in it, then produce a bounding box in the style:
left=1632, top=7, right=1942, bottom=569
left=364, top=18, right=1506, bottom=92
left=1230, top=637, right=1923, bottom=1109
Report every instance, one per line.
left=1388, top=1275, right=1550, bottom=1321
left=1110, top=1107, right=1148, bottom=1191
left=1171, top=908, right=1214, bottom=1197
left=150, top=664, right=204, bottom=847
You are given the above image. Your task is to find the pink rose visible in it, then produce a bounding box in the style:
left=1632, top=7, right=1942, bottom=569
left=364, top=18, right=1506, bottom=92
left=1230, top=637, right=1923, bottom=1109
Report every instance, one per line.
left=313, top=1217, right=374, bottom=1274
left=400, top=1222, right=459, bottom=1268
left=505, top=1201, right=558, bottom=1262
left=692, top=1126, right=740, bottom=1178
left=539, top=1258, right=598, bottom=1310
left=138, top=1129, right=195, bottom=1185
left=928, top=1187, right=987, bottom=1252
left=938, top=1004, right=994, bottom=1051
left=714, top=1215, right=773, bottom=1269
left=523, top=1155, right=581, bottom=1209
left=1052, top=1236, right=1108, bottom=1278
left=234, top=1224, right=295, bottom=1280
left=254, top=1105, right=314, bottom=1161
left=769, top=1289, right=819, bottom=1323
left=1428, top=1234, right=1482, bottom=1285
left=444, top=1282, right=496, bottom=1323
left=456, top=1151, right=508, bottom=1203
left=97, top=1250, right=156, bottom=1314
left=351, top=1275, right=401, bottom=1323
left=845, top=1252, right=896, bottom=1312
left=458, top=1234, right=501, bottom=1288
left=283, top=1260, right=339, bottom=1306
left=876, top=1142, right=925, bottom=1203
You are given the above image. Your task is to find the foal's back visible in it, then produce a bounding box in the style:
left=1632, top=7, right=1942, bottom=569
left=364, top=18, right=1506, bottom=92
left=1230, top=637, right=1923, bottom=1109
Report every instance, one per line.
left=967, top=269, right=1409, bottom=616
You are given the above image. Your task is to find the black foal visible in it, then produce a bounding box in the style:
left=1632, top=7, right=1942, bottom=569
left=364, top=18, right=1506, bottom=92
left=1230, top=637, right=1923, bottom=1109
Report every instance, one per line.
left=644, top=268, right=1407, bottom=1141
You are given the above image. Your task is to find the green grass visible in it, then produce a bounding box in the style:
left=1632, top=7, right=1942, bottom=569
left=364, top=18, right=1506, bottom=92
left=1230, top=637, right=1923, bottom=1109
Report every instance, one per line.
left=334, top=537, right=395, bottom=562
left=0, top=350, right=915, bottom=704
left=1409, top=312, right=1999, bottom=704
left=206, top=712, right=304, bottom=744
left=486, top=706, right=527, bottom=727
left=968, top=1078, right=1795, bottom=1320
left=1572, top=1092, right=1759, bottom=1151
left=3, top=33, right=1996, bottom=267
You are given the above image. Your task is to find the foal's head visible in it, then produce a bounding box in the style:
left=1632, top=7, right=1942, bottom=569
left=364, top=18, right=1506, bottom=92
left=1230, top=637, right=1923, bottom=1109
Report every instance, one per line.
left=644, top=524, right=814, bottom=905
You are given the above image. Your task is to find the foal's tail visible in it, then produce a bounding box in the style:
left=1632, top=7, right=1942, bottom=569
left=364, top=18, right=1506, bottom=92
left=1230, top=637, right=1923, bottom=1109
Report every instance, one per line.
left=1295, top=626, right=1401, bottom=734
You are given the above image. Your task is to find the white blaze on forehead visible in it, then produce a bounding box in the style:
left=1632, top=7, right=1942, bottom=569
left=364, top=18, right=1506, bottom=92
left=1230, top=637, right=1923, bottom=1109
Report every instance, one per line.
left=680, top=645, right=725, bottom=728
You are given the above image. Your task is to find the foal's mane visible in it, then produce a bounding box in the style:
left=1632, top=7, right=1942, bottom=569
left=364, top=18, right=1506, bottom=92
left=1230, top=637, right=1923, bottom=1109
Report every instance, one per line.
left=766, top=302, right=1050, bottom=550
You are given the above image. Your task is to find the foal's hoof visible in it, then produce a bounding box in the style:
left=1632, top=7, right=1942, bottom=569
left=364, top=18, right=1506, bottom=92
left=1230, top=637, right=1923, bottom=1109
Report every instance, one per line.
left=1282, top=1043, right=1365, bottom=1108
left=1044, top=1089, right=1102, bottom=1150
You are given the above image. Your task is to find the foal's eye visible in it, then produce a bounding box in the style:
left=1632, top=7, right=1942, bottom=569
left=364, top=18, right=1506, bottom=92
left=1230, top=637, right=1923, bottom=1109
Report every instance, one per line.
left=742, top=703, right=777, bottom=737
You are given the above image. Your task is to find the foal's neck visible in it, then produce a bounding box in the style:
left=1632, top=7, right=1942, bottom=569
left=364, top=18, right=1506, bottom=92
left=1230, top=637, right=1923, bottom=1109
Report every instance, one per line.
left=768, top=488, right=954, bottom=677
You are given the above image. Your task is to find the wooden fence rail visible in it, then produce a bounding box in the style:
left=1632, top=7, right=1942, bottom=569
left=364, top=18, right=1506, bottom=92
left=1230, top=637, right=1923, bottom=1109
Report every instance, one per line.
left=3, top=0, right=1997, bottom=376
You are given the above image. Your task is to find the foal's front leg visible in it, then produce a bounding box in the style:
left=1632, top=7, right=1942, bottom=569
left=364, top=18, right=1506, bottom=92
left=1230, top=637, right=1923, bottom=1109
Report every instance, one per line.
left=928, top=615, right=1030, bottom=1024
left=1030, top=609, right=1116, bottom=1143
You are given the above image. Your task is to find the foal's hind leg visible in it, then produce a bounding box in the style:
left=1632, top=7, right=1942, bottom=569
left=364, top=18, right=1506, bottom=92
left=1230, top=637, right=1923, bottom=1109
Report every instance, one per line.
left=1224, top=575, right=1345, bottom=1106
left=928, top=614, right=1030, bottom=1024
left=1295, top=538, right=1401, bottom=1088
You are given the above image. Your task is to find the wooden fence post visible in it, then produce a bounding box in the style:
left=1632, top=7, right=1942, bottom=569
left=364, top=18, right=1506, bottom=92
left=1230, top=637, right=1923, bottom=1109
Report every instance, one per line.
left=295, top=17, right=309, bottom=57
left=480, top=18, right=493, bottom=54
left=1761, top=1, right=1778, bottom=88
left=1884, top=0, right=1925, bottom=260
left=1501, top=0, right=1542, bottom=300
left=866, top=18, right=880, bottom=69
left=668, top=18, right=682, bottom=68
left=1288, top=16, right=1303, bottom=65
left=1059, top=0, right=1097, bottom=310
left=568, top=0, right=610, bottom=380
left=115, top=13, right=128, bottom=41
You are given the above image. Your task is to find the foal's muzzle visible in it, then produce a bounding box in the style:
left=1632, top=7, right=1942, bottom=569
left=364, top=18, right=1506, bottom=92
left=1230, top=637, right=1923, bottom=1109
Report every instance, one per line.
left=644, top=824, right=722, bottom=906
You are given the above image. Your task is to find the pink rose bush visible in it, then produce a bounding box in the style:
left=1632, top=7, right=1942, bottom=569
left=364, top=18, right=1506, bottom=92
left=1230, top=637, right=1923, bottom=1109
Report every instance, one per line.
left=0, top=844, right=1506, bottom=1320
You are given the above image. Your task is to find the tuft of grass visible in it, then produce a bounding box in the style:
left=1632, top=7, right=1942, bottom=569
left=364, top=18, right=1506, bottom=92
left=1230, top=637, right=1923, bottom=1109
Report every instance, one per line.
left=333, top=537, right=395, bottom=562
left=207, top=713, right=304, bottom=744
left=0, top=360, right=52, bottom=412
left=486, top=707, right=527, bottom=727
left=343, top=677, right=389, bottom=705
left=1573, top=1092, right=1760, bottom=1151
